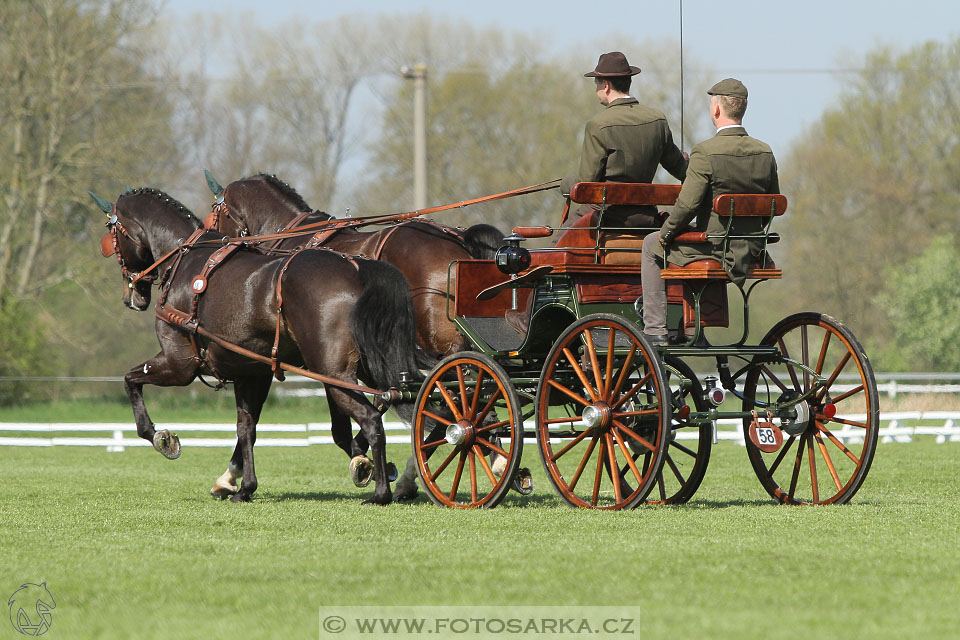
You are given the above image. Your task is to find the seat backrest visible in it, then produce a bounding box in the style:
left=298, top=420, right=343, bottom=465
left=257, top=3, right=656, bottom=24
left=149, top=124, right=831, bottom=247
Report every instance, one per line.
left=570, top=182, right=680, bottom=206
left=712, top=193, right=787, bottom=216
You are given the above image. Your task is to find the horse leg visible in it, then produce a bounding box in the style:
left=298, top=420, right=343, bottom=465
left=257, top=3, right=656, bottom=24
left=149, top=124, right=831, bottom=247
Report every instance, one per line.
left=229, top=375, right=272, bottom=503
left=327, top=387, right=391, bottom=505
left=123, top=349, right=198, bottom=459
left=210, top=443, right=243, bottom=499
left=327, top=386, right=380, bottom=487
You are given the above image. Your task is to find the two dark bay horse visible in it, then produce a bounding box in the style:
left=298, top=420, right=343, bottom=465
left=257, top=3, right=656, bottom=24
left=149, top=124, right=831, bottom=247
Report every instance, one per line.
left=202, top=173, right=514, bottom=499
left=97, top=188, right=427, bottom=504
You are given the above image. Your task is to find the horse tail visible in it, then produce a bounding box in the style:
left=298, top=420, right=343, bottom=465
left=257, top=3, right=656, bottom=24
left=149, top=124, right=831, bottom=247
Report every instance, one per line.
left=462, top=223, right=506, bottom=259
left=350, top=260, right=434, bottom=394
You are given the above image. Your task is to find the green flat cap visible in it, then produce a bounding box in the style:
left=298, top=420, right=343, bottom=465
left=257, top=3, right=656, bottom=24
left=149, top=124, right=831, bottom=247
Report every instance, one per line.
left=707, top=78, right=748, bottom=99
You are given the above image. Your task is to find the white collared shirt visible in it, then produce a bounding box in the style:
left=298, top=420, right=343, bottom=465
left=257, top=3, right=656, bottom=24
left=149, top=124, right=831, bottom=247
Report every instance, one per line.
left=716, top=124, right=743, bottom=132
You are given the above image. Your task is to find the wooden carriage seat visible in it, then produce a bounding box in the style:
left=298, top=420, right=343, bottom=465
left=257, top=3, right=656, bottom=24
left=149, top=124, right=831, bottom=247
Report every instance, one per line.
left=661, top=194, right=787, bottom=281
left=518, top=182, right=682, bottom=265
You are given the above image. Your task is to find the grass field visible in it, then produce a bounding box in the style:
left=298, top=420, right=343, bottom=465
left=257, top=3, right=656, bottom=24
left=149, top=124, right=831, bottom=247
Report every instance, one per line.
left=2, top=437, right=958, bottom=639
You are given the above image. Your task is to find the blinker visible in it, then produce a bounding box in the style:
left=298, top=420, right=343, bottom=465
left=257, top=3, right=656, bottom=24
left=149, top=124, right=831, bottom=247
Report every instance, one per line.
left=100, top=232, right=116, bottom=257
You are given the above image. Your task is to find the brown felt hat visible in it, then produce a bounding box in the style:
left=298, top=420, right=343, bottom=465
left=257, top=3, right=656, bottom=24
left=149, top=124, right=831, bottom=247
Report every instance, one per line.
left=707, top=78, right=748, bottom=99
left=584, top=51, right=641, bottom=77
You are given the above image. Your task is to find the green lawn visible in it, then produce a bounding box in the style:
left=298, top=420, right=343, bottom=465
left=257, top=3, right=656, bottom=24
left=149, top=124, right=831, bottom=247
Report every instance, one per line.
left=2, top=440, right=957, bottom=639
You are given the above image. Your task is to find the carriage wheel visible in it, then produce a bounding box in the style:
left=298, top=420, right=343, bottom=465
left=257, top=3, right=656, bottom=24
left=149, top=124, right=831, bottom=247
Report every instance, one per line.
left=535, top=314, right=671, bottom=509
left=646, top=356, right=711, bottom=505
left=412, top=353, right=523, bottom=508
left=740, top=312, right=879, bottom=505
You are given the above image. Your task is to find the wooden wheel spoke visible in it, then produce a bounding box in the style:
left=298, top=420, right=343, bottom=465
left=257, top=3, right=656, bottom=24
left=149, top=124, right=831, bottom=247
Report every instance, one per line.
left=788, top=433, right=806, bottom=500
left=614, top=420, right=656, bottom=452
left=759, top=365, right=790, bottom=393
left=815, top=352, right=852, bottom=402
left=603, top=433, right=622, bottom=504
left=475, top=436, right=508, bottom=459
left=468, top=369, right=486, bottom=419
left=591, top=441, right=605, bottom=506
left=582, top=329, right=605, bottom=400
left=547, top=378, right=591, bottom=408
left=612, top=428, right=644, bottom=484
left=476, top=419, right=511, bottom=434
left=421, top=409, right=452, bottom=426
left=421, top=437, right=449, bottom=451
left=604, top=326, right=617, bottom=398
left=657, top=472, right=666, bottom=502
left=561, top=347, right=599, bottom=402
left=469, top=451, right=478, bottom=503
left=816, top=422, right=861, bottom=464
left=807, top=431, right=819, bottom=503
left=568, top=436, right=599, bottom=492
left=429, top=447, right=461, bottom=481
left=609, top=346, right=637, bottom=403
left=801, top=325, right=811, bottom=391
left=456, top=365, right=469, bottom=417
left=614, top=409, right=660, bottom=418
left=612, top=372, right=654, bottom=410
left=829, top=416, right=869, bottom=429
left=550, top=428, right=593, bottom=462
left=473, top=445, right=498, bottom=485
left=448, top=452, right=466, bottom=500
left=670, top=440, right=698, bottom=458
left=543, top=415, right=583, bottom=425
left=768, top=435, right=797, bottom=475
left=665, top=453, right=685, bottom=485
left=815, top=432, right=843, bottom=491
left=474, top=386, right=505, bottom=427
left=827, top=384, right=864, bottom=405
left=777, top=338, right=802, bottom=391
left=815, top=330, right=832, bottom=375
left=434, top=380, right=464, bottom=422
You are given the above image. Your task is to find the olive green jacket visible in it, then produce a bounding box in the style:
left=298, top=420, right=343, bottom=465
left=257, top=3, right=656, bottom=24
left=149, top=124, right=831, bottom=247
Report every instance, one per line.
left=660, top=127, right=779, bottom=285
left=561, top=97, right=687, bottom=226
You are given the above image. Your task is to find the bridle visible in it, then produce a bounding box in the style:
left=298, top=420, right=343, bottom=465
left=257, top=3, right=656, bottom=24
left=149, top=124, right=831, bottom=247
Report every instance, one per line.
left=100, top=205, right=157, bottom=288
left=203, top=194, right=248, bottom=237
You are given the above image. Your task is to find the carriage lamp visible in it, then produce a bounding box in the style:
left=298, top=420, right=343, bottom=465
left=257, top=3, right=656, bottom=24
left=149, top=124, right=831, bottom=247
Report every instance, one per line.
left=495, top=234, right=531, bottom=275
left=703, top=376, right=726, bottom=407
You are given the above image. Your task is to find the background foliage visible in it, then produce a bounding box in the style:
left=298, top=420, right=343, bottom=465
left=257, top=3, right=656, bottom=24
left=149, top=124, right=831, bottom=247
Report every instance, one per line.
left=1, top=1, right=957, bottom=406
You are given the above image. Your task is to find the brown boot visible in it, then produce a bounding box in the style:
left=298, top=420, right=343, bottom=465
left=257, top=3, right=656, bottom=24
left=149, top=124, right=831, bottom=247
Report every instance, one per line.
left=504, top=308, right=530, bottom=334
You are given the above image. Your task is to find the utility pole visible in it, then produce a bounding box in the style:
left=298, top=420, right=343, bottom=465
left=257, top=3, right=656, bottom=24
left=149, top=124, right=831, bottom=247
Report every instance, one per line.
left=401, top=64, right=428, bottom=210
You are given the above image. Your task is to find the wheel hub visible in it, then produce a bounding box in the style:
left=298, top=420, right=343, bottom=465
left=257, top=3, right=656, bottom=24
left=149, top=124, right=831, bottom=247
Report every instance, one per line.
left=582, top=403, right=612, bottom=430
left=778, top=391, right=812, bottom=436
left=445, top=420, right=475, bottom=446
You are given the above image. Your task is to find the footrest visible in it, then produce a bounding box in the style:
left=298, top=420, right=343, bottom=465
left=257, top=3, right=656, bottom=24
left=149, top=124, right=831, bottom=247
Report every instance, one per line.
left=662, top=259, right=781, bottom=280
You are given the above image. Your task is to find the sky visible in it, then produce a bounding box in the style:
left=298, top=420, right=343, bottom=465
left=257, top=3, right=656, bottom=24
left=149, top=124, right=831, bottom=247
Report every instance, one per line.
left=162, top=0, right=960, bottom=158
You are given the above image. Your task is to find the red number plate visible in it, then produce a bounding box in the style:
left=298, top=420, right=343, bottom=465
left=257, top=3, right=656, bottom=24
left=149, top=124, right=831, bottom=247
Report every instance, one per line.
left=749, top=422, right=784, bottom=453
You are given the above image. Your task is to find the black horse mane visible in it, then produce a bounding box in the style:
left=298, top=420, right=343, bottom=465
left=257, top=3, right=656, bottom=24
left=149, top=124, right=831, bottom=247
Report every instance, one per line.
left=249, top=173, right=313, bottom=212
left=125, top=187, right=198, bottom=222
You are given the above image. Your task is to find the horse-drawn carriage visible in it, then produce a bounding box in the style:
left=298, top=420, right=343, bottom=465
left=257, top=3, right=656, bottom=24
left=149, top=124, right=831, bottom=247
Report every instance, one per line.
left=96, top=176, right=878, bottom=510
left=398, top=182, right=879, bottom=509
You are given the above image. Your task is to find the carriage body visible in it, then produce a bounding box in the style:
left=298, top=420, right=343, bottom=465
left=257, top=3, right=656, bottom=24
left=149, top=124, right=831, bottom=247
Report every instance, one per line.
left=404, top=182, right=880, bottom=510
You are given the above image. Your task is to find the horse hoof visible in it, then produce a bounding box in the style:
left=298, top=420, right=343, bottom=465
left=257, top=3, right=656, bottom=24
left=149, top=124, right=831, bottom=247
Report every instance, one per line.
left=349, top=455, right=373, bottom=487
left=511, top=468, right=533, bottom=495
left=210, top=485, right=237, bottom=499
left=362, top=493, right=392, bottom=506
left=153, top=430, right=181, bottom=459
left=393, top=481, right=419, bottom=503
left=229, top=492, right=252, bottom=503
left=386, top=462, right=398, bottom=482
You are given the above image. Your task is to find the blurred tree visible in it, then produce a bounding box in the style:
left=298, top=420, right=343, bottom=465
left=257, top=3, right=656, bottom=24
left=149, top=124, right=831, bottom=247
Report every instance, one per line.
left=771, top=39, right=960, bottom=366
left=874, top=235, right=960, bottom=371
left=350, top=30, right=711, bottom=230
left=0, top=0, right=180, bottom=385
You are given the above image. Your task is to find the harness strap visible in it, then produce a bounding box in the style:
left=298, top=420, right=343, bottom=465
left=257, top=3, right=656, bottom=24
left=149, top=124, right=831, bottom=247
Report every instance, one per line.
left=130, top=227, right=206, bottom=287
left=371, top=225, right=402, bottom=260
left=271, top=252, right=302, bottom=382
left=189, top=242, right=243, bottom=318
left=265, top=210, right=313, bottom=252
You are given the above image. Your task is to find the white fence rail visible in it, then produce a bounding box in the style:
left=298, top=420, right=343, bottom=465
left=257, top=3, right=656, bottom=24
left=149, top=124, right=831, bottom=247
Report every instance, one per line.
left=2, top=412, right=958, bottom=452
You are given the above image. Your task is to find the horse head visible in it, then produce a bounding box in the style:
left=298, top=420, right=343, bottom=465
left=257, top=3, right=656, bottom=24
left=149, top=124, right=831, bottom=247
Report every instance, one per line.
left=92, top=188, right=200, bottom=311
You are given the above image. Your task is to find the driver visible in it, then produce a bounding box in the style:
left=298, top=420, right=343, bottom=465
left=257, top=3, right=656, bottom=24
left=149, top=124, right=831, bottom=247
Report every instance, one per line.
left=560, top=51, right=688, bottom=229
left=640, top=78, right=780, bottom=345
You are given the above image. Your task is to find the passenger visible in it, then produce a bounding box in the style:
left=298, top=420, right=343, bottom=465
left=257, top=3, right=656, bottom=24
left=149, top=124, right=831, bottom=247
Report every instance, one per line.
left=560, top=51, right=688, bottom=229
left=641, top=78, right=780, bottom=345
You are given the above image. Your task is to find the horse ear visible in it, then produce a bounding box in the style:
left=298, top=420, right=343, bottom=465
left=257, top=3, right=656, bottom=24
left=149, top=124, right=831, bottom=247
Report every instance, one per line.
left=88, top=191, right=113, bottom=215
left=204, top=169, right=224, bottom=196
left=125, top=185, right=134, bottom=193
